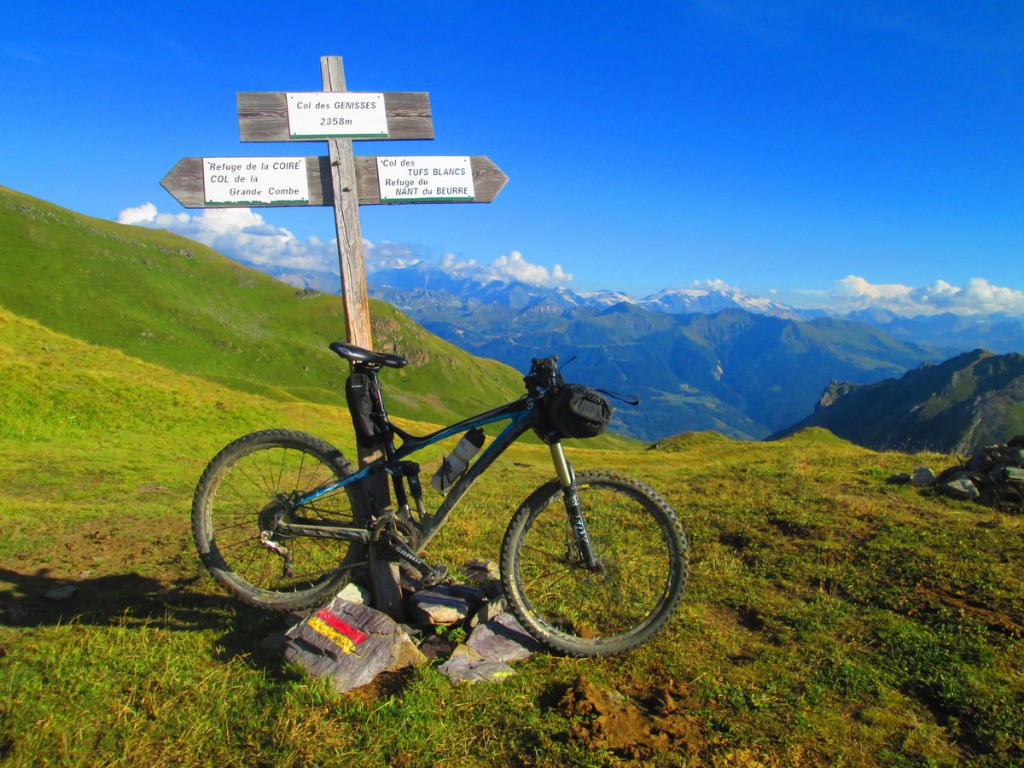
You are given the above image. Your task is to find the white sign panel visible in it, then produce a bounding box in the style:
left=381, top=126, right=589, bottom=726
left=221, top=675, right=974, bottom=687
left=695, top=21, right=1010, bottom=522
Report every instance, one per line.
left=203, top=157, right=310, bottom=205
left=286, top=92, right=388, bottom=139
left=376, top=156, right=475, bottom=202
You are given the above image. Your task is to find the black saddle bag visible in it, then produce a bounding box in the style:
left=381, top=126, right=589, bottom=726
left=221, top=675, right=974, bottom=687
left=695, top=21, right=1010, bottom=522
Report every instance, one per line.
left=346, top=373, right=382, bottom=448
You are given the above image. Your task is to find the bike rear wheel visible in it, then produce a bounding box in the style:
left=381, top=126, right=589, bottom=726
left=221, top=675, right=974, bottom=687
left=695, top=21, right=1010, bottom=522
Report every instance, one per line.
left=500, top=470, right=688, bottom=656
left=192, top=429, right=370, bottom=611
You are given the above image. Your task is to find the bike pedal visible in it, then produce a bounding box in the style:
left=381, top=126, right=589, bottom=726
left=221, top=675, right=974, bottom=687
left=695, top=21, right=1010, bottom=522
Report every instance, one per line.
left=422, top=564, right=449, bottom=587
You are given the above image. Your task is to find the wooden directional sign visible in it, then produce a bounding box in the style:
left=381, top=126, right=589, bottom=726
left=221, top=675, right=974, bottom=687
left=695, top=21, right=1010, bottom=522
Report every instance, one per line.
left=237, top=91, right=433, bottom=141
left=161, top=155, right=507, bottom=208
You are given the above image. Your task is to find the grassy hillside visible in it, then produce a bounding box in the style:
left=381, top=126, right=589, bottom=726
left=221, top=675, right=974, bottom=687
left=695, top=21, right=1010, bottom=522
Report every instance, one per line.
left=1, top=306, right=1022, bottom=766
left=0, top=184, right=530, bottom=428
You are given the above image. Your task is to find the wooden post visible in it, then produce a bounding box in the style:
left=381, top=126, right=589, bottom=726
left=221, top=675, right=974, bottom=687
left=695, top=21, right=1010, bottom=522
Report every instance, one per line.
left=320, top=56, right=403, bottom=619
left=320, top=56, right=373, bottom=348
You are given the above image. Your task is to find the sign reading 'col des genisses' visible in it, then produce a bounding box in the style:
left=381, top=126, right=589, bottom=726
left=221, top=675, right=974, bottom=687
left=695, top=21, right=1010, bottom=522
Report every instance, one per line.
left=285, top=92, right=389, bottom=139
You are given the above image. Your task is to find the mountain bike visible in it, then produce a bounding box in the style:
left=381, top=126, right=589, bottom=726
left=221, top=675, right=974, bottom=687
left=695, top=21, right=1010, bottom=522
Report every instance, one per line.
left=192, top=343, right=688, bottom=656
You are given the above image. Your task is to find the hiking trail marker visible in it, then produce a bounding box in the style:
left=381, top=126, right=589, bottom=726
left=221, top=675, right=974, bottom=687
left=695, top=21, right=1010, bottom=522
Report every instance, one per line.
left=160, top=55, right=508, bottom=348
left=162, top=57, right=507, bottom=621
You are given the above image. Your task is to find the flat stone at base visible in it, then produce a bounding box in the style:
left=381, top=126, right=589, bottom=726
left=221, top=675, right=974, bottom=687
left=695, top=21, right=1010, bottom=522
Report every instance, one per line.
left=466, top=612, right=542, bottom=663
left=336, top=581, right=372, bottom=605
left=408, top=584, right=483, bottom=626
left=437, top=643, right=516, bottom=684
left=463, top=559, right=504, bottom=598
left=284, top=596, right=427, bottom=694
left=469, top=596, right=506, bottom=628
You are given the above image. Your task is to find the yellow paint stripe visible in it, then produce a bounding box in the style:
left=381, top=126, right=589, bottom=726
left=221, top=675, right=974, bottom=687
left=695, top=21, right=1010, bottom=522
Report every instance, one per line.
left=308, top=616, right=358, bottom=655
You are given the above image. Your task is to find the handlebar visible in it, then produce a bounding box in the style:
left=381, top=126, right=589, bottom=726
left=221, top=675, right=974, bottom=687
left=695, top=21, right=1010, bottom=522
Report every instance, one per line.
left=524, top=356, right=564, bottom=396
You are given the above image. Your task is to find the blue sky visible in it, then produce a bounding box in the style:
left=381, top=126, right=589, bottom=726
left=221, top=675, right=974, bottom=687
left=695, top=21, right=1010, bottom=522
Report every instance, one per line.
left=3, top=1, right=1024, bottom=316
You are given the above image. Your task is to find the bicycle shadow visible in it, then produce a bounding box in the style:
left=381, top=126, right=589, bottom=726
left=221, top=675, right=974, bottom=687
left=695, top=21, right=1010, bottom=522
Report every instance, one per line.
left=0, top=567, right=290, bottom=663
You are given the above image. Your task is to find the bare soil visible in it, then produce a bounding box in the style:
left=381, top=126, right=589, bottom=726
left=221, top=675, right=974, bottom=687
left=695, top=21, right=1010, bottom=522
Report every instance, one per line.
left=555, top=675, right=707, bottom=763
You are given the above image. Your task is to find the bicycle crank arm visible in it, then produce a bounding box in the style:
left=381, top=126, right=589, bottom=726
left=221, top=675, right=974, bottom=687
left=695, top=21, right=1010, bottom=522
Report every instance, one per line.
left=380, top=535, right=448, bottom=586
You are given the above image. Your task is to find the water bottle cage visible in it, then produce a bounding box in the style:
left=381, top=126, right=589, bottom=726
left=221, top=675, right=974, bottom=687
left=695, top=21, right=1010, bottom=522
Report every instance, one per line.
left=436, top=457, right=457, bottom=491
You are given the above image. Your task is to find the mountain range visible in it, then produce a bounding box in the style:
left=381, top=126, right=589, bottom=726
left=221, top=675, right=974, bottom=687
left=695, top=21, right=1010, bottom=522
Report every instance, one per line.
left=364, top=269, right=937, bottom=441
left=775, top=349, right=1024, bottom=454
left=264, top=257, right=1024, bottom=356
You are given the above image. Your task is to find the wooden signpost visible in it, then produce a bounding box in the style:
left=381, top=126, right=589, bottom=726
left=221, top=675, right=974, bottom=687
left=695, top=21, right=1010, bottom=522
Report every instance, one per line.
left=162, top=56, right=508, bottom=620
left=160, top=55, right=508, bottom=349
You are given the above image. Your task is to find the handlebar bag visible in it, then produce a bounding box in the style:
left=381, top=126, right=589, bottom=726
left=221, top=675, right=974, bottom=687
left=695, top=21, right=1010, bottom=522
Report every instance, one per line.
left=547, top=384, right=612, bottom=439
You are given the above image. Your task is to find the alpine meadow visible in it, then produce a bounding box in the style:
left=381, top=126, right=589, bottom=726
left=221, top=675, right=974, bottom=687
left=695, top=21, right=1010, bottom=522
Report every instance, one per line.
left=1, top=185, right=1023, bottom=767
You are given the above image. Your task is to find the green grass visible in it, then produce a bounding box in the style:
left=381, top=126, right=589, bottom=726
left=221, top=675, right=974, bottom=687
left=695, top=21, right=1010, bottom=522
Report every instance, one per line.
left=2, top=305, right=1023, bottom=766
left=0, top=185, right=532, bottom=430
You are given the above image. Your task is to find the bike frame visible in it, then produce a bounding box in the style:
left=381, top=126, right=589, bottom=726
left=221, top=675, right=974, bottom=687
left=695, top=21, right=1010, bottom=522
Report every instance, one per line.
left=283, top=391, right=544, bottom=550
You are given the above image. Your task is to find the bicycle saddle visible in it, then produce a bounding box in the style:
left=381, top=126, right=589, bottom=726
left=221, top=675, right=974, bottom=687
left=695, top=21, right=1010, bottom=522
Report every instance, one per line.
left=329, top=342, right=408, bottom=368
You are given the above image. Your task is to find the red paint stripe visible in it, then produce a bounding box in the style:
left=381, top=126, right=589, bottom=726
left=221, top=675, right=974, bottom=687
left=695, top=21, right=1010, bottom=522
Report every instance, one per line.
left=315, top=608, right=368, bottom=644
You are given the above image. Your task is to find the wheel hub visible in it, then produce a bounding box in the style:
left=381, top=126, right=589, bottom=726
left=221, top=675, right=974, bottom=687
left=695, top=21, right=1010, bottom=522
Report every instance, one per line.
left=258, top=493, right=292, bottom=532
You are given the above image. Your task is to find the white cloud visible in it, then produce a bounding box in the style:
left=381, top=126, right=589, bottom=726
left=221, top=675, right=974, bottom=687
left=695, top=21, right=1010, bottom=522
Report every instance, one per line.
left=362, top=240, right=426, bottom=271
left=831, top=275, right=1024, bottom=316
left=690, top=278, right=733, bottom=292
left=427, top=250, right=571, bottom=285
left=118, top=204, right=338, bottom=273
left=116, top=203, right=570, bottom=287
left=481, top=250, right=572, bottom=286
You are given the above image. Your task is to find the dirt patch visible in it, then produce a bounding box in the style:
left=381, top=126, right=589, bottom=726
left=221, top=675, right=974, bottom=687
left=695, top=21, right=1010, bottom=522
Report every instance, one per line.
left=917, top=579, right=1024, bottom=637
left=555, top=675, right=706, bottom=762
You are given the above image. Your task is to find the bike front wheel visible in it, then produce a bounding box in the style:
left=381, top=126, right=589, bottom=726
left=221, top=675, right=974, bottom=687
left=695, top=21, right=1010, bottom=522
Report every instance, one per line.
left=500, top=471, right=688, bottom=657
left=192, top=429, right=370, bottom=611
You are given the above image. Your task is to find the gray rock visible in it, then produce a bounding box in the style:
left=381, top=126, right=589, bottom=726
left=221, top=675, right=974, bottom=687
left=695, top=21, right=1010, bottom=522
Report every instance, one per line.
left=937, top=476, right=980, bottom=500
left=45, top=585, right=78, bottom=601
left=462, top=559, right=504, bottom=598
left=466, top=612, right=541, bottom=663
left=408, top=584, right=483, bottom=626
left=469, top=596, right=506, bottom=628
left=437, top=643, right=516, bottom=684
left=336, top=581, right=372, bottom=605
left=911, top=465, right=937, bottom=487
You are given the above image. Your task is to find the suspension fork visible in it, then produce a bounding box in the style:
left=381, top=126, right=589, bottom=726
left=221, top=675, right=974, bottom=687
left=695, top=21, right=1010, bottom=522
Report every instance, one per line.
left=549, top=442, right=600, bottom=570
